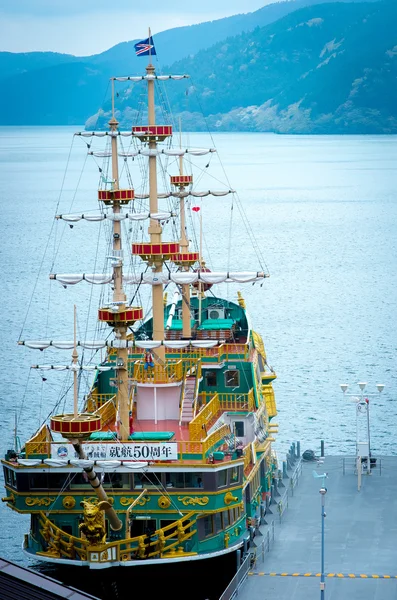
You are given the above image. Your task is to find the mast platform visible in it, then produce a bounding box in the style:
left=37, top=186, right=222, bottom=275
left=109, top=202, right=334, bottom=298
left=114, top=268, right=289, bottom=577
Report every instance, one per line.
left=98, top=189, right=134, bottom=204
left=132, top=125, right=172, bottom=141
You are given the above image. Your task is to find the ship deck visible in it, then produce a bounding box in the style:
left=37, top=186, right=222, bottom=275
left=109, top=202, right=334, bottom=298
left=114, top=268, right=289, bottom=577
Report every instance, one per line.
left=133, top=419, right=188, bottom=438
left=107, top=419, right=191, bottom=441
left=238, top=455, right=397, bottom=600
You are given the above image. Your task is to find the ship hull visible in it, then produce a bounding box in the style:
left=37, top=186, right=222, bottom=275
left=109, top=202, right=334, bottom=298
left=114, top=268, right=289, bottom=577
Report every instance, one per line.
left=30, top=545, right=241, bottom=600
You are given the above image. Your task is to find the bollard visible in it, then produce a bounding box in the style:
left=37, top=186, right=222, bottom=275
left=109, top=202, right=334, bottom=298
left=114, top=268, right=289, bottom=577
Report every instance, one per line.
left=273, top=477, right=281, bottom=497
left=255, top=516, right=262, bottom=537
left=292, top=442, right=296, bottom=458
left=286, top=452, right=292, bottom=469
left=260, top=503, right=267, bottom=527
left=297, top=441, right=301, bottom=458
left=265, top=494, right=273, bottom=514
left=270, top=484, right=277, bottom=504
left=278, top=468, right=285, bottom=488
left=236, top=549, right=241, bottom=569
left=321, top=440, right=325, bottom=458
left=283, top=461, right=289, bottom=479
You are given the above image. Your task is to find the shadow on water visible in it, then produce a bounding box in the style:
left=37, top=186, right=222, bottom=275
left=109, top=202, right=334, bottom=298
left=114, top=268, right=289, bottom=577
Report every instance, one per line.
left=32, top=551, right=237, bottom=600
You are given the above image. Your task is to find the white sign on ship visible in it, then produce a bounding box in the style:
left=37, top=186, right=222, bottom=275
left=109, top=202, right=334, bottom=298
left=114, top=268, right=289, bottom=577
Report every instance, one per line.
left=51, top=443, right=178, bottom=461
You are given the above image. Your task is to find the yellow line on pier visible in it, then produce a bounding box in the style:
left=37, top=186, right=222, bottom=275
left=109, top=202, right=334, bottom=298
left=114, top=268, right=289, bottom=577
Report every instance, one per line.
left=249, top=572, right=397, bottom=579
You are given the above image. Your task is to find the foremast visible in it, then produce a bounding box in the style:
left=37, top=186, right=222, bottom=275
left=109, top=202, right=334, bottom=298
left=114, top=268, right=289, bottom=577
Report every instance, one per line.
left=104, top=79, right=131, bottom=441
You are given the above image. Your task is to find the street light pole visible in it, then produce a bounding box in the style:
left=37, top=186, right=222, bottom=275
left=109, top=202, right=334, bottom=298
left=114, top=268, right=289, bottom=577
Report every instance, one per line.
left=320, top=486, right=327, bottom=599
left=358, top=382, right=371, bottom=471
left=313, top=471, right=328, bottom=599
left=340, top=382, right=385, bottom=477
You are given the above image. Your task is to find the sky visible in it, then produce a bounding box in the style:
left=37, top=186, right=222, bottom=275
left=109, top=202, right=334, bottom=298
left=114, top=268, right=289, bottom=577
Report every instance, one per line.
left=0, top=0, right=277, bottom=56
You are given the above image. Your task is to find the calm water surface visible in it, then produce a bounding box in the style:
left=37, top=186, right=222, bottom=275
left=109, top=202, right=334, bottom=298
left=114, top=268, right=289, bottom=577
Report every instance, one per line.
left=0, top=127, right=396, bottom=573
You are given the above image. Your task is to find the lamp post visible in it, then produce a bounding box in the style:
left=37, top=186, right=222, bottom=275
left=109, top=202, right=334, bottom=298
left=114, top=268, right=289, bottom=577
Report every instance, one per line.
left=340, top=382, right=384, bottom=475
left=313, top=471, right=328, bottom=599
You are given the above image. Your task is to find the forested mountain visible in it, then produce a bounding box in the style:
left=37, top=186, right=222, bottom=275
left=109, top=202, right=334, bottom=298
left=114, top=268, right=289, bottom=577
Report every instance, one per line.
left=91, top=0, right=397, bottom=134
left=0, top=0, right=393, bottom=133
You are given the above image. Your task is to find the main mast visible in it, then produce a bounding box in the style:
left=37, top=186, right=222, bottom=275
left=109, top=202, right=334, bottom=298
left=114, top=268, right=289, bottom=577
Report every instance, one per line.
left=146, top=62, right=165, bottom=361
left=109, top=79, right=130, bottom=440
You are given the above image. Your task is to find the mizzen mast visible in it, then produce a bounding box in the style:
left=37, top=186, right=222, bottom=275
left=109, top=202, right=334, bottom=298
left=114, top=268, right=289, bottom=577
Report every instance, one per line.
left=171, top=125, right=194, bottom=339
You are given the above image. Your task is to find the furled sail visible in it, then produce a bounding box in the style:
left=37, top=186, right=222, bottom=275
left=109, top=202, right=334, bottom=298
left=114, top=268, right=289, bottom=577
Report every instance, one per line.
left=112, top=75, right=189, bottom=82
left=134, top=191, right=235, bottom=199
left=49, top=272, right=267, bottom=286
left=31, top=365, right=113, bottom=371
left=57, top=211, right=173, bottom=223
left=20, top=340, right=219, bottom=350
left=114, top=148, right=216, bottom=157
left=75, top=132, right=134, bottom=137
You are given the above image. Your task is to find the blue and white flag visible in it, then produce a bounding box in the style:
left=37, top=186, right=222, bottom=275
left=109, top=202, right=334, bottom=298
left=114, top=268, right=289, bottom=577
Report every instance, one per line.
left=134, top=37, right=156, bottom=57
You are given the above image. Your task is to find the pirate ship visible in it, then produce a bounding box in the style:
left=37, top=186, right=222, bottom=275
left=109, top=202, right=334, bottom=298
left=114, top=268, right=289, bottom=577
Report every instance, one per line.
left=1, top=39, right=278, bottom=570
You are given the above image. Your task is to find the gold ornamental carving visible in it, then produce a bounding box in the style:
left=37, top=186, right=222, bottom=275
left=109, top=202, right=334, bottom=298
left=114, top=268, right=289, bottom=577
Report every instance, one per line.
left=1, top=493, right=15, bottom=504
left=120, top=496, right=149, bottom=507
left=25, top=496, right=56, bottom=507
left=63, top=496, right=76, bottom=510
left=120, top=497, right=132, bottom=506
left=177, top=496, right=209, bottom=506
left=224, top=492, right=238, bottom=505
left=158, top=496, right=171, bottom=509
left=79, top=500, right=108, bottom=545
left=83, top=495, right=114, bottom=506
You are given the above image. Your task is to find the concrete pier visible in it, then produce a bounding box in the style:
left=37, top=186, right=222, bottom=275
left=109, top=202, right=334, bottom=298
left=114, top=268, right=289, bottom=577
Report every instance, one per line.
left=238, top=455, right=397, bottom=600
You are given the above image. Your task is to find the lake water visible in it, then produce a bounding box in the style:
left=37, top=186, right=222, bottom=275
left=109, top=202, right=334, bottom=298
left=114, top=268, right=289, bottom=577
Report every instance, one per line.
left=0, top=127, right=396, bottom=571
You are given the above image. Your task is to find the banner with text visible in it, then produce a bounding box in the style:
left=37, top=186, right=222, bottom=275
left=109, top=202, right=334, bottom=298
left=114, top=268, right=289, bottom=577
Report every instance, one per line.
left=51, top=442, right=178, bottom=461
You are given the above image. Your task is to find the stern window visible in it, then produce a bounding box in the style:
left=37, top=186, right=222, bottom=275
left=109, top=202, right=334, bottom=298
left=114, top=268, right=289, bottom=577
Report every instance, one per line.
left=4, top=467, right=16, bottom=488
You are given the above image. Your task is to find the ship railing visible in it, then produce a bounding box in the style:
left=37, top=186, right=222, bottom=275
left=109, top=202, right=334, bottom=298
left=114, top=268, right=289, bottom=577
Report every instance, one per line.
left=127, top=343, right=249, bottom=362
left=120, top=512, right=197, bottom=561
left=243, top=443, right=253, bottom=472
left=182, top=357, right=202, bottom=377
left=25, top=424, right=52, bottom=458
left=249, top=520, right=275, bottom=567
left=202, top=423, right=231, bottom=455
left=179, top=423, right=232, bottom=459
left=38, top=512, right=89, bottom=561
left=189, top=390, right=255, bottom=441
left=132, top=359, right=183, bottom=383
left=191, top=359, right=202, bottom=419
left=219, top=553, right=251, bottom=600
left=86, top=391, right=116, bottom=412
left=204, top=390, right=255, bottom=411
left=37, top=511, right=197, bottom=563
left=178, top=375, right=187, bottom=424
left=93, top=398, right=117, bottom=428
left=189, top=393, right=221, bottom=440
left=179, top=359, right=202, bottom=425
left=219, top=389, right=255, bottom=412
